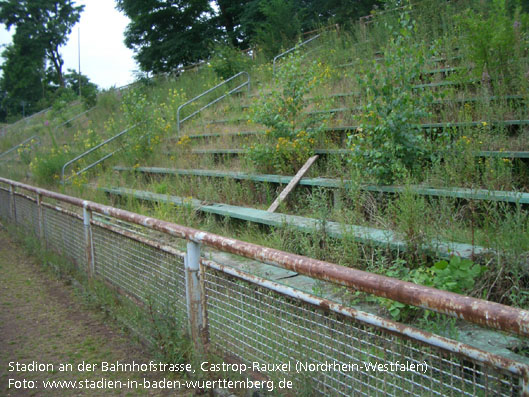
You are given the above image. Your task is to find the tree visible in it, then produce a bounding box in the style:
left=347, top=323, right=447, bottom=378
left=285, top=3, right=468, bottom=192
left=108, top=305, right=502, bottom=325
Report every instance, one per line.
left=0, top=41, right=46, bottom=118
left=300, top=0, right=383, bottom=28
left=252, top=0, right=302, bottom=58
left=0, top=0, right=84, bottom=88
left=117, top=0, right=382, bottom=73
left=64, top=69, right=99, bottom=107
left=116, top=0, right=215, bottom=73
left=0, top=0, right=83, bottom=119
left=215, top=0, right=249, bottom=48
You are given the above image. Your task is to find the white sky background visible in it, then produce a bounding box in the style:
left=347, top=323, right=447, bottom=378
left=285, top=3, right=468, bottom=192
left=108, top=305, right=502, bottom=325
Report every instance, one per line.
left=0, top=0, right=137, bottom=90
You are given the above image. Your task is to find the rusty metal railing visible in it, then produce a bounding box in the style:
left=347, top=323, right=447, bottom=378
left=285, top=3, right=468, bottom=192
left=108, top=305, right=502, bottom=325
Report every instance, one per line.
left=176, top=71, right=250, bottom=135
left=1, top=176, right=528, bottom=396
left=60, top=124, right=140, bottom=184
left=0, top=135, right=41, bottom=163
left=272, top=34, right=322, bottom=75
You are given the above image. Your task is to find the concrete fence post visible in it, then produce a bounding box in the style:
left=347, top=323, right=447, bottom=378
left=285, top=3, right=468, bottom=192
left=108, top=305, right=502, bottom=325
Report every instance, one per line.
left=185, top=240, right=208, bottom=353
left=83, top=206, right=95, bottom=277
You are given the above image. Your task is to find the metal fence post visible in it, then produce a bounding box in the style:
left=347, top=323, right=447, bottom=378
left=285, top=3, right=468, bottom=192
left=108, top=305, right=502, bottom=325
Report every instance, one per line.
left=185, top=240, right=208, bottom=353
left=9, top=185, right=16, bottom=223
left=83, top=206, right=95, bottom=277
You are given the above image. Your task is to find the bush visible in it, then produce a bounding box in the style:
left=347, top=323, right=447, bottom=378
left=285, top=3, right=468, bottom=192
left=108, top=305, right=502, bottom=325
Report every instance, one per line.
left=379, top=256, right=486, bottom=321
left=347, top=11, right=437, bottom=184
left=209, top=44, right=253, bottom=80
left=247, top=50, right=331, bottom=174
left=457, top=0, right=529, bottom=92
left=30, top=147, right=70, bottom=184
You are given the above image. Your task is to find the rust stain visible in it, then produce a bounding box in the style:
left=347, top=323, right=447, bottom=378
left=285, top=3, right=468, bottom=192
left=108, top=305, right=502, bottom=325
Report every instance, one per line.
left=2, top=176, right=529, bottom=338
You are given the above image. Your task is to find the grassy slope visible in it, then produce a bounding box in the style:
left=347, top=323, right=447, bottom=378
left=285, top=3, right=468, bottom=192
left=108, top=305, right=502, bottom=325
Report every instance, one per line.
left=0, top=228, right=193, bottom=396
left=1, top=0, right=528, bottom=318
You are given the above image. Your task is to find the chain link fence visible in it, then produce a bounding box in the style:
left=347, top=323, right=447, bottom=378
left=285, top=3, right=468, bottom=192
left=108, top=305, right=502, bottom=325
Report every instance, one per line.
left=0, top=180, right=527, bottom=396
left=204, top=267, right=521, bottom=396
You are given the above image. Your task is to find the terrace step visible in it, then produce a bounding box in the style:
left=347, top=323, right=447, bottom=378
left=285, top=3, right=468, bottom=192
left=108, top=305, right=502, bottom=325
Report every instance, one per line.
left=101, top=186, right=490, bottom=261
left=115, top=166, right=529, bottom=205
left=180, top=119, right=529, bottom=141
left=478, top=151, right=529, bottom=159
left=181, top=148, right=529, bottom=160
left=320, top=79, right=482, bottom=102
left=239, top=93, right=525, bottom=111
left=337, top=55, right=463, bottom=69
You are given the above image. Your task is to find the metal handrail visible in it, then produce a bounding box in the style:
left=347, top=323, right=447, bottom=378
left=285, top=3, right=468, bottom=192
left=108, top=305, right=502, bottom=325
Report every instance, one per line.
left=1, top=107, right=51, bottom=136
left=272, top=34, right=321, bottom=75
left=2, top=175, right=529, bottom=338
left=0, top=135, right=41, bottom=163
left=177, top=71, right=250, bottom=135
left=58, top=106, right=96, bottom=129
left=61, top=124, right=139, bottom=183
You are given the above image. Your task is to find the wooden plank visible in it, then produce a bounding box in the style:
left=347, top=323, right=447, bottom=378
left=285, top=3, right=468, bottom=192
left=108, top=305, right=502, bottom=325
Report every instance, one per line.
left=267, top=155, right=319, bottom=213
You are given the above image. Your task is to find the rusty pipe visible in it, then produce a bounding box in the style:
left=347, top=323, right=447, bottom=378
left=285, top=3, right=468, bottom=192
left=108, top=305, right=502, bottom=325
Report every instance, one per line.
left=1, top=176, right=528, bottom=337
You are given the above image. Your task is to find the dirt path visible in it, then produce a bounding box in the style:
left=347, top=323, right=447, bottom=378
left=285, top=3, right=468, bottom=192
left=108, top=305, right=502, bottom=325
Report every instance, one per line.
left=0, top=228, right=193, bottom=396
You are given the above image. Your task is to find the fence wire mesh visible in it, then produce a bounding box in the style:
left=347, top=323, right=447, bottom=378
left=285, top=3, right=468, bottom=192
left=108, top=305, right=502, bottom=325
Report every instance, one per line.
left=0, top=184, right=527, bottom=396
left=203, top=267, right=523, bottom=396
left=14, top=194, right=39, bottom=236
left=0, top=187, right=10, bottom=221
left=42, top=205, right=86, bottom=268
left=91, top=224, right=187, bottom=319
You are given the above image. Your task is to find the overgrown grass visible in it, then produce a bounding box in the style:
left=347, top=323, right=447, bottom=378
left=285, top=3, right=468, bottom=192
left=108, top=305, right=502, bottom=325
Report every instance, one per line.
left=1, top=0, right=528, bottom=326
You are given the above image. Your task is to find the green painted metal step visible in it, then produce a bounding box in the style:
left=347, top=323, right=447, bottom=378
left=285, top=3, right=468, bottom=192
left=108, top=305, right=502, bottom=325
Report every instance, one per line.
left=182, top=119, right=529, bottom=141
left=191, top=148, right=246, bottom=155
left=115, top=166, right=529, bottom=204
left=175, top=148, right=346, bottom=155
left=182, top=148, right=529, bottom=161
left=326, top=79, right=482, bottom=102
left=477, top=151, right=529, bottom=159
left=338, top=55, right=463, bottom=69
left=101, top=186, right=489, bottom=260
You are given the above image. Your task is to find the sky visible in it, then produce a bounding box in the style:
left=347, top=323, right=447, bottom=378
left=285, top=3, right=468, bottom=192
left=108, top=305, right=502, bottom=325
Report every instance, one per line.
left=0, top=0, right=137, bottom=90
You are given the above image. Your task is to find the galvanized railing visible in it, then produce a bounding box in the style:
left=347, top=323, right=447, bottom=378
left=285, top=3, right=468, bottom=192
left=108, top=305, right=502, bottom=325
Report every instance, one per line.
left=272, top=34, right=322, bottom=75
left=1, top=176, right=528, bottom=396
left=57, top=106, right=96, bottom=129
left=60, top=124, right=140, bottom=184
left=0, top=106, right=51, bottom=136
left=176, top=71, right=250, bottom=135
left=0, top=135, right=41, bottom=163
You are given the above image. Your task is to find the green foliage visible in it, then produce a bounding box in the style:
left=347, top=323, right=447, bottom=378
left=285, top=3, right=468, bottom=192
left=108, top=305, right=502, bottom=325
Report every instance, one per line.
left=253, top=0, right=301, bottom=59
left=116, top=0, right=214, bottom=72
left=432, top=256, right=486, bottom=294
left=64, top=69, right=99, bottom=108
left=209, top=44, right=253, bottom=80
left=0, top=0, right=84, bottom=119
left=0, top=42, right=46, bottom=119
left=30, top=146, right=70, bottom=184
left=379, top=256, right=486, bottom=321
left=50, top=87, right=78, bottom=115
left=146, top=297, right=192, bottom=365
left=116, top=0, right=382, bottom=72
left=390, top=187, right=430, bottom=262
left=247, top=50, right=331, bottom=174
left=457, top=0, right=529, bottom=91
left=347, top=11, right=436, bottom=184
